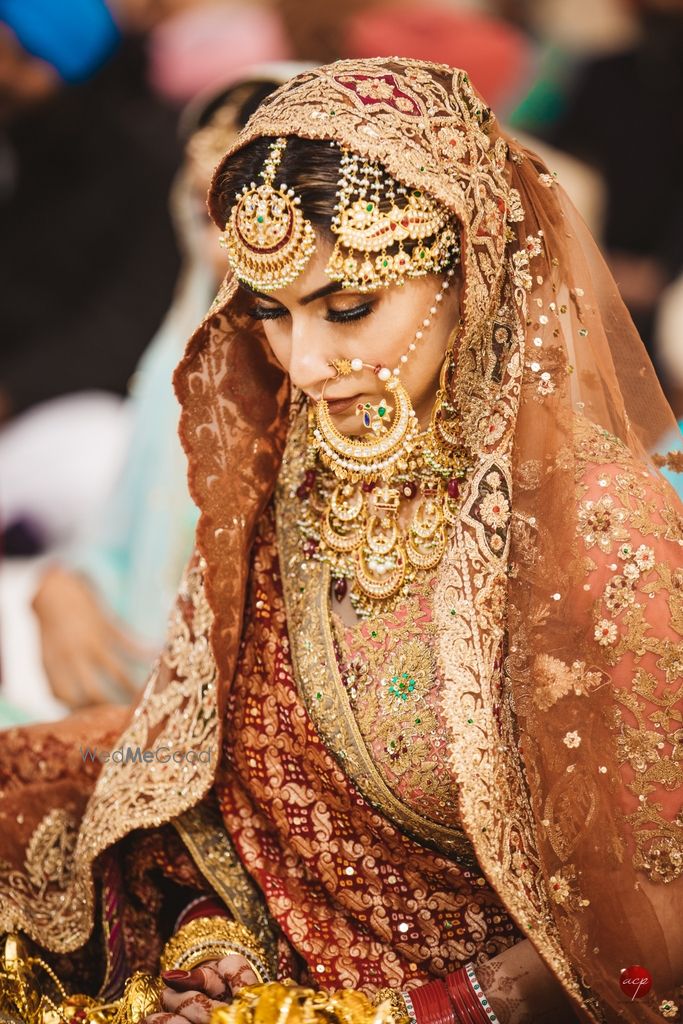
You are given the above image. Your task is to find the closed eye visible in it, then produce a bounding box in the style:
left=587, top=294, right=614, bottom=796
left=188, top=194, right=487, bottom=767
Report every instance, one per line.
left=247, top=304, right=286, bottom=321
left=325, top=303, right=374, bottom=323
left=246, top=302, right=375, bottom=324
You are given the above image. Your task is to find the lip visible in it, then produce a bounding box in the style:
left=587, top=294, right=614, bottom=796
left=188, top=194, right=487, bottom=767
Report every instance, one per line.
left=325, top=393, right=362, bottom=415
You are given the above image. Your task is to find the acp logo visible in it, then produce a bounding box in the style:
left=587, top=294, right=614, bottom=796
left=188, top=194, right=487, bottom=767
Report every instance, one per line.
left=620, top=965, right=653, bottom=1000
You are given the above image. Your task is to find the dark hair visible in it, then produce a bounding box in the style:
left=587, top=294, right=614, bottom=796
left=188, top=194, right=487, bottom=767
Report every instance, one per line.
left=216, top=135, right=342, bottom=238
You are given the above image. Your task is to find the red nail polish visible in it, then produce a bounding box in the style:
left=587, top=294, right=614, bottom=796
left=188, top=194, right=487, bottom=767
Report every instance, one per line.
left=162, top=970, right=190, bottom=981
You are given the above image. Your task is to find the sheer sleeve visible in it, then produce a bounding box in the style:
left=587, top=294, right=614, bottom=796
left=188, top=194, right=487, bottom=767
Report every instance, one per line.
left=577, top=462, right=683, bottom=984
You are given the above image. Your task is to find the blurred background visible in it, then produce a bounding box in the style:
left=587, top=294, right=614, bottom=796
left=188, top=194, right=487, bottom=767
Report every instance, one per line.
left=1, top=0, right=682, bottom=724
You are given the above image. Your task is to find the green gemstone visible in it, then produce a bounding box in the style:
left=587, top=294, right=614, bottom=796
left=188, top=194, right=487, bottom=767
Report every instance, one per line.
left=415, top=717, right=421, bottom=724
left=413, top=190, right=421, bottom=196
left=366, top=203, right=374, bottom=212
left=382, top=260, right=388, bottom=267
left=257, top=215, right=264, bottom=223
left=378, top=407, right=386, bottom=417
left=467, top=718, right=473, bottom=724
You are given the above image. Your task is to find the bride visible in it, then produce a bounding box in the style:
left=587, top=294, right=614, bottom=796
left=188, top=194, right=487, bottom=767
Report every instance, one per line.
left=1, top=58, right=681, bottom=1024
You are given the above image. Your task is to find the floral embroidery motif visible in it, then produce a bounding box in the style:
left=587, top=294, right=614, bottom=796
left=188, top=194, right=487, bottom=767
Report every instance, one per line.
left=577, top=494, right=629, bottom=554
left=594, top=619, right=618, bottom=646
left=335, top=73, right=422, bottom=117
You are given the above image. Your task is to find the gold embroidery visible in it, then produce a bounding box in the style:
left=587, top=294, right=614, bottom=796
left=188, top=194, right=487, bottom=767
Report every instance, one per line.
left=0, top=558, right=220, bottom=951
left=575, top=427, right=683, bottom=885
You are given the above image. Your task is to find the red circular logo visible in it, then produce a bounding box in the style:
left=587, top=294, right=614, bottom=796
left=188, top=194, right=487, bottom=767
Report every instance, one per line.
left=619, top=965, right=653, bottom=1000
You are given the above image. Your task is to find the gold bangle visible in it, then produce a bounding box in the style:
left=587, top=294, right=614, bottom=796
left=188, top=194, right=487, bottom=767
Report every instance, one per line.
left=160, top=917, right=271, bottom=982
left=374, top=988, right=411, bottom=1024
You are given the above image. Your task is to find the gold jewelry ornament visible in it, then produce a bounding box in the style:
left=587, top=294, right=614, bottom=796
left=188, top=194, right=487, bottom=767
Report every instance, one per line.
left=373, top=988, right=411, bottom=1024
left=327, top=148, right=460, bottom=292
left=298, top=272, right=472, bottom=616
left=219, top=137, right=316, bottom=291
left=160, top=918, right=271, bottom=983
left=210, top=980, right=394, bottom=1024
left=0, top=932, right=161, bottom=1024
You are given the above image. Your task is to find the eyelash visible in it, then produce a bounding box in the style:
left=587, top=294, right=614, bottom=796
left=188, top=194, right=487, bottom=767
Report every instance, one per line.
left=247, top=303, right=374, bottom=324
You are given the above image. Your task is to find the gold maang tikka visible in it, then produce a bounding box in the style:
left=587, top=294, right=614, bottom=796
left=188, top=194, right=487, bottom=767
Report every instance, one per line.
left=219, top=137, right=316, bottom=291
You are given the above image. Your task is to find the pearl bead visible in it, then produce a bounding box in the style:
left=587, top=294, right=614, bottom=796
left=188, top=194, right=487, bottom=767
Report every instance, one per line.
left=409, top=343, right=416, bottom=351
left=393, top=368, right=400, bottom=376
left=436, top=294, right=443, bottom=302
left=378, top=366, right=391, bottom=381
left=400, top=355, right=408, bottom=363
left=351, top=358, right=363, bottom=372
left=415, top=331, right=423, bottom=339
left=430, top=306, right=437, bottom=314
left=423, top=318, right=430, bottom=327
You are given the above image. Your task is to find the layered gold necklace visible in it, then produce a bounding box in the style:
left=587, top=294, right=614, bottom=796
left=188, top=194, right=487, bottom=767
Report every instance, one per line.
left=294, top=422, right=472, bottom=617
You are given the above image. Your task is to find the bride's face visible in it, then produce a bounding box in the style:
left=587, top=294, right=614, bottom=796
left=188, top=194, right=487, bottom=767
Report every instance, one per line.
left=240, top=237, right=460, bottom=434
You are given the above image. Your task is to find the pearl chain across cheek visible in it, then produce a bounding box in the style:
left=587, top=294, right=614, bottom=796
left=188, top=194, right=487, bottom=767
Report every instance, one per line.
left=329, top=265, right=456, bottom=395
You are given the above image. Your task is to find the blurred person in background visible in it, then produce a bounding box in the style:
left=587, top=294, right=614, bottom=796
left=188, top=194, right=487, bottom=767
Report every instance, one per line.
left=0, top=72, right=291, bottom=723
left=0, top=0, right=183, bottom=558
left=535, top=0, right=683, bottom=410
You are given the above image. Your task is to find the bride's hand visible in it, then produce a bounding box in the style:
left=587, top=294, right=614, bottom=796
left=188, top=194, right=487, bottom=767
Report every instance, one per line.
left=143, top=954, right=260, bottom=1024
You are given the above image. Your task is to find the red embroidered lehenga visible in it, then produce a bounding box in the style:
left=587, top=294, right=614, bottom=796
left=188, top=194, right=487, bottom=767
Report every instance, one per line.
left=1, top=59, right=682, bottom=1024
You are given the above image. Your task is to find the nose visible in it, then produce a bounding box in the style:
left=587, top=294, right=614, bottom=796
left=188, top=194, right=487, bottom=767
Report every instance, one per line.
left=286, top=316, right=334, bottom=397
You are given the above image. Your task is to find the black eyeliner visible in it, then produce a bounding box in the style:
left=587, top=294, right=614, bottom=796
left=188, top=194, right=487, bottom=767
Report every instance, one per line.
left=325, top=303, right=374, bottom=323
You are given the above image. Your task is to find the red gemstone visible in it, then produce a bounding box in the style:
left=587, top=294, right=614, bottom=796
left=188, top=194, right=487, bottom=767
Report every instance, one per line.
left=304, top=469, right=317, bottom=485
left=361, top=481, right=376, bottom=492
left=447, top=478, right=460, bottom=499
left=303, top=539, right=318, bottom=557
left=333, top=577, right=348, bottom=601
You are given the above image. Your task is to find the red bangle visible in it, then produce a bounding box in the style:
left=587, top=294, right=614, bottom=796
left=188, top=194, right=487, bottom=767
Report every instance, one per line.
left=175, top=896, right=229, bottom=932
left=446, top=969, right=475, bottom=1023
left=447, top=967, right=489, bottom=1024
left=410, top=979, right=457, bottom=1024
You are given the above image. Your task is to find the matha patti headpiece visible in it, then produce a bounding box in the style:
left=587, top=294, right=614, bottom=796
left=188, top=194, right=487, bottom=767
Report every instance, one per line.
left=326, top=148, right=460, bottom=293
left=220, top=138, right=460, bottom=294
left=219, top=137, right=316, bottom=291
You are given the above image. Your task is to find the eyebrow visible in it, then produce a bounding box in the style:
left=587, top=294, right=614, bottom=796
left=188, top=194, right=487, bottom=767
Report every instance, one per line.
left=239, top=280, right=345, bottom=306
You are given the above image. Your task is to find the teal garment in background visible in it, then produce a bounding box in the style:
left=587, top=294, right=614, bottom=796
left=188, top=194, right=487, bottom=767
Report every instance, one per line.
left=0, top=695, right=33, bottom=728
left=662, top=421, right=683, bottom=501
left=65, top=176, right=216, bottom=677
